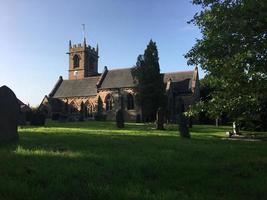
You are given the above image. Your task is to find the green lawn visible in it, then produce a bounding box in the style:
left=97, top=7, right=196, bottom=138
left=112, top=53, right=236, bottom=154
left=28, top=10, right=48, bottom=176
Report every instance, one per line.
left=1, top=121, right=267, bottom=200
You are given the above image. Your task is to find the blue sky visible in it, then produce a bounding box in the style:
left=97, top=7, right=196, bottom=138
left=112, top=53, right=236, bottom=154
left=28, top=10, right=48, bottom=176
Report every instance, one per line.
left=0, top=0, right=202, bottom=106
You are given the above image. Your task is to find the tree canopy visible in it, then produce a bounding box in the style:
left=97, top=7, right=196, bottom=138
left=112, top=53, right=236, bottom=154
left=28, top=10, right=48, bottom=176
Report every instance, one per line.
left=132, top=40, right=166, bottom=122
left=186, top=0, right=267, bottom=130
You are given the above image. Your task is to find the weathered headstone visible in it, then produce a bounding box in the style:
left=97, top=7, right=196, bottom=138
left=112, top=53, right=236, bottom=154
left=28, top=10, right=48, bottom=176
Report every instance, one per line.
left=116, top=109, right=124, bottom=128
left=0, top=85, right=19, bottom=142
left=233, top=122, right=239, bottom=135
left=156, top=107, right=164, bottom=130
left=178, top=113, right=190, bottom=138
left=177, top=97, right=190, bottom=138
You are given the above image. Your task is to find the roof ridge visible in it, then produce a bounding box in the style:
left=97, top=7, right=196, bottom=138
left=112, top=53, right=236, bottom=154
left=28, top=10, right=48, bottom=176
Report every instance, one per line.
left=164, top=70, right=194, bottom=74
left=83, top=76, right=101, bottom=79
left=63, top=76, right=101, bottom=82
left=108, top=67, right=132, bottom=71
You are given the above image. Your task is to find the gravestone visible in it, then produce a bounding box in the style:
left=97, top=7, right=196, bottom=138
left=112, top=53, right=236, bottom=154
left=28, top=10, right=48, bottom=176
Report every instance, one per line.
left=178, top=113, right=190, bottom=138
left=233, top=122, right=240, bottom=135
left=177, top=98, right=190, bottom=138
left=156, top=107, right=164, bottom=130
left=0, top=85, right=19, bottom=142
left=116, top=109, right=124, bottom=128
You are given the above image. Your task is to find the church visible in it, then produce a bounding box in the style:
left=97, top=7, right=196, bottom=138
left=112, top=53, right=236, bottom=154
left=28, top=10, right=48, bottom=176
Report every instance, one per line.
left=39, top=39, right=200, bottom=121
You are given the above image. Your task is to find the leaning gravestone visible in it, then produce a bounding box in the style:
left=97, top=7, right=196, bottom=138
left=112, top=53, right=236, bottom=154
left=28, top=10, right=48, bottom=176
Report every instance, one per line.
left=0, top=85, right=19, bottom=142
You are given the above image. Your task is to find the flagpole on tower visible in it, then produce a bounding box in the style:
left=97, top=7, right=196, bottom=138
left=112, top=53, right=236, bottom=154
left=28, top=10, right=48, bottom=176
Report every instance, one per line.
left=82, top=24, right=86, bottom=45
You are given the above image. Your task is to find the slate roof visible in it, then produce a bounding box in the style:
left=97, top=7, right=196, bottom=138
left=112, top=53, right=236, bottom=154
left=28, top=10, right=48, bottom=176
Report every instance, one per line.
left=52, top=76, right=100, bottom=98
left=50, top=68, right=196, bottom=98
left=163, top=71, right=195, bottom=94
left=100, top=68, right=136, bottom=89
left=17, top=99, right=31, bottom=112
left=171, top=79, right=192, bottom=94
left=163, top=71, right=194, bottom=83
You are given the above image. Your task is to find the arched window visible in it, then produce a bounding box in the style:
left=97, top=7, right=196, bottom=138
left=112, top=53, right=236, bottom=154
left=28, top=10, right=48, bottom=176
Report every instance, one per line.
left=85, top=101, right=93, bottom=118
left=105, top=94, right=113, bottom=111
left=88, top=106, right=93, bottom=117
left=127, top=93, right=134, bottom=110
left=73, top=54, right=80, bottom=68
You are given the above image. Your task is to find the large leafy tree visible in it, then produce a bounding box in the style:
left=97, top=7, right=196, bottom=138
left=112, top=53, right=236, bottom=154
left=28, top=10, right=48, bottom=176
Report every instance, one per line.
left=186, top=0, right=267, bottom=130
left=132, top=40, right=166, bottom=122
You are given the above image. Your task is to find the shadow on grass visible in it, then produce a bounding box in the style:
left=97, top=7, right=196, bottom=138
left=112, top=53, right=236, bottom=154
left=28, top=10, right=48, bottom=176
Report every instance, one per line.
left=20, top=121, right=159, bottom=135
left=0, top=130, right=201, bottom=200
left=20, top=120, right=234, bottom=141
left=2, top=124, right=267, bottom=200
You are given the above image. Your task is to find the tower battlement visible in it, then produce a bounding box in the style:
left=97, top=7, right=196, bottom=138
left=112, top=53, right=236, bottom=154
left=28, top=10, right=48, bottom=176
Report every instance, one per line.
left=69, top=42, right=98, bottom=55
left=68, top=39, right=99, bottom=80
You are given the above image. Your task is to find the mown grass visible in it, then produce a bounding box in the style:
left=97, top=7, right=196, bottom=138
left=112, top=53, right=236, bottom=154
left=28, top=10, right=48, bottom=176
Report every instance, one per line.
left=0, top=121, right=267, bottom=200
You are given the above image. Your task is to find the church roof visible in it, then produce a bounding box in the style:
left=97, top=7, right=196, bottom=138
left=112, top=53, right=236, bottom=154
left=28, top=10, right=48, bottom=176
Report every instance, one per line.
left=17, top=99, right=31, bottom=112
left=163, top=70, right=195, bottom=94
left=100, top=68, right=136, bottom=89
left=52, top=76, right=100, bottom=98
left=163, top=71, right=194, bottom=83
left=50, top=68, right=197, bottom=98
left=171, top=79, right=192, bottom=94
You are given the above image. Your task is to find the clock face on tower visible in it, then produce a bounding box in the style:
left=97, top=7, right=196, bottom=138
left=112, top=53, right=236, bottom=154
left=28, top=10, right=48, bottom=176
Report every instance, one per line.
left=74, top=71, right=78, bottom=79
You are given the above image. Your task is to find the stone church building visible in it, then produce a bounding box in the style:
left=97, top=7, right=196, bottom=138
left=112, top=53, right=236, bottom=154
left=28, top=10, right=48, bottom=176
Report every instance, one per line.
left=39, top=39, right=200, bottom=121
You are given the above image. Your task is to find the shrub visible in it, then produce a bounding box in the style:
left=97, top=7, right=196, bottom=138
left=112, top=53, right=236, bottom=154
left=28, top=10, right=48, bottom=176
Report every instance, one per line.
left=51, top=113, right=60, bottom=120
left=94, top=114, right=106, bottom=121
left=30, top=112, right=46, bottom=126
left=58, top=114, right=68, bottom=123
left=25, top=111, right=33, bottom=122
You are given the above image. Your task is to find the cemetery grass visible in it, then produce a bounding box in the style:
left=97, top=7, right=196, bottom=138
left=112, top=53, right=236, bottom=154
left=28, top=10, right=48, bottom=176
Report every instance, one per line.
left=1, top=121, right=267, bottom=200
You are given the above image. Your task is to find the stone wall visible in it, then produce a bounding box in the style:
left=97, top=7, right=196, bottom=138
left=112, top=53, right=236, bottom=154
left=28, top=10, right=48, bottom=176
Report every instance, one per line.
left=97, top=88, right=141, bottom=121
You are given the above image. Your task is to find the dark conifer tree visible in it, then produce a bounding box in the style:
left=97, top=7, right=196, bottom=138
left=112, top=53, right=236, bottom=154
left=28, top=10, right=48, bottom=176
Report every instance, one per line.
left=132, top=40, right=166, bottom=122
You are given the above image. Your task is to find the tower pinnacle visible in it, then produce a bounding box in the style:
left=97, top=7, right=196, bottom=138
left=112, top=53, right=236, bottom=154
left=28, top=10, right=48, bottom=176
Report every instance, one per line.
left=83, top=37, right=86, bottom=46
left=82, top=24, right=86, bottom=44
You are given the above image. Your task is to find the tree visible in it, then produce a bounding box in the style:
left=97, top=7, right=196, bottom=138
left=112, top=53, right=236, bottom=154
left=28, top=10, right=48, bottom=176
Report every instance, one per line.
left=186, top=75, right=230, bottom=126
left=185, top=0, right=267, bottom=131
left=132, top=40, right=166, bottom=122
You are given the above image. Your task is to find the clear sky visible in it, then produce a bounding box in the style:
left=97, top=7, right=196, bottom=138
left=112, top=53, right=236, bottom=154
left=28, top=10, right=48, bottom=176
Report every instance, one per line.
left=0, top=0, right=202, bottom=106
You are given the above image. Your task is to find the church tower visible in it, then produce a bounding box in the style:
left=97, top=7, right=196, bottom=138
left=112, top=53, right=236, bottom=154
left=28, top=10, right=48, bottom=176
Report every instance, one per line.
left=68, top=39, right=99, bottom=80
